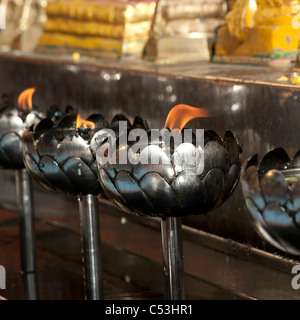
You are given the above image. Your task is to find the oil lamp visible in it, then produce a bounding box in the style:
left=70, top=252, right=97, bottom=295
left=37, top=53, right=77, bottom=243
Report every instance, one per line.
left=96, top=104, right=242, bottom=299
left=241, top=148, right=300, bottom=256
left=22, top=110, right=149, bottom=299
left=0, top=88, right=43, bottom=299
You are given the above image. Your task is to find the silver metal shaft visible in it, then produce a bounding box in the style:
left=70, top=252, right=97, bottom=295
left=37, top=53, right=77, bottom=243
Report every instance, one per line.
left=78, top=194, right=103, bottom=300
left=15, top=168, right=38, bottom=300
left=23, top=272, right=38, bottom=300
left=161, top=217, right=185, bottom=300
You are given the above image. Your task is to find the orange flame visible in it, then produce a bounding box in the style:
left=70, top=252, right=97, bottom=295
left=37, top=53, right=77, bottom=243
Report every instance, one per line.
left=76, top=114, right=95, bottom=130
left=164, top=104, right=211, bottom=131
left=18, top=88, right=36, bottom=112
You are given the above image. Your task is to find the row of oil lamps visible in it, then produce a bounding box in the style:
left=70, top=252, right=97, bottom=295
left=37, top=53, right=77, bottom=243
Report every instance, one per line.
left=0, top=88, right=300, bottom=300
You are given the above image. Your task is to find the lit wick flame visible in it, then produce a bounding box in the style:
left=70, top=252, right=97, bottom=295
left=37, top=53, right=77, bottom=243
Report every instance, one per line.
left=164, top=104, right=211, bottom=131
left=18, top=88, right=36, bottom=112
left=76, top=114, right=95, bottom=130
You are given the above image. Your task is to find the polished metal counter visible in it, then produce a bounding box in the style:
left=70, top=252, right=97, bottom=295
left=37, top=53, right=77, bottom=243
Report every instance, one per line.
left=0, top=51, right=300, bottom=299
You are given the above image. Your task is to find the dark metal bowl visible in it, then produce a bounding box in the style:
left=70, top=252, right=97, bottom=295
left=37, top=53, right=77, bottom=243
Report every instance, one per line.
left=241, top=148, right=300, bottom=256
left=97, top=129, right=242, bottom=219
left=0, top=101, right=44, bottom=170
left=22, top=112, right=149, bottom=196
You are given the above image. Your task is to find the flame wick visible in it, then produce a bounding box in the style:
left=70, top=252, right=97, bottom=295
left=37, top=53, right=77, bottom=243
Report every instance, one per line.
left=18, top=88, right=36, bottom=112
left=76, top=114, right=95, bottom=130
left=164, top=104, right=211, bottom=131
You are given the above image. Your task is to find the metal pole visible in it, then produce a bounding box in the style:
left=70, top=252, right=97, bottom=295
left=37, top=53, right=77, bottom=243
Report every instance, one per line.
left=15, top=168, right=38, bottom=300
left=161, top=217, right=185, bottom=300
left=23, top=273, right=38, bottom=300
left=78, top=194, right=103, bottom=300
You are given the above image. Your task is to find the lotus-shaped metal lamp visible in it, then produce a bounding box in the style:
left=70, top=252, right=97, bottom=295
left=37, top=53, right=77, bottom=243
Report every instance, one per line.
left=0, top=89, right=44, bottom=300
left=96, top=104, right=242, bottom=299
left=241, top=147, right=300, bottom=256
left=0, top=90, right=43, bottom=170
left=22, top=113, right=107, bottom=196
left=97, top=129, right=242, bottom=219
left=22, top=110, right=149, bottom=299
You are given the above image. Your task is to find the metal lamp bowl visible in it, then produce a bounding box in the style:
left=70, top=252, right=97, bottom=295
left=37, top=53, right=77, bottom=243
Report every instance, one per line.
left=0, top=103, right=43, bottom=170
left=22, top=112, right=149, bottom=196
left=97, top=129, right=242, bottom=220
left=241, top=147, right=300, bottom=256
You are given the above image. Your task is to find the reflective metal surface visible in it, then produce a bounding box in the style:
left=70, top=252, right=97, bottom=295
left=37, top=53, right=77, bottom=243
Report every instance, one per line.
left=78, top=194, right=102, bottom=300
left=97, top=128, right=242, bottom=300
left=22, top=112, right=104, bottom=196
left=22, top=111, right=111, bottom=300
left=97, top=129, right=242, bottom=219
left=0, top=107, right=24, bottom=169
left=0, top=96, right=41, bottom=300
left=22, top=112, right=149, bottom=196
left=0, top=103, right=43, bottom=170
left=15, top=169, right=36, bottom=273
left=15, top=169, right=38, bottom=300
left=161, top=217, right=184, bottom=300
left=1, top=51, right=300, bottom=255
left=241, top=148, right=300, bottom=256
left=22, top=110, right=149, bottom=299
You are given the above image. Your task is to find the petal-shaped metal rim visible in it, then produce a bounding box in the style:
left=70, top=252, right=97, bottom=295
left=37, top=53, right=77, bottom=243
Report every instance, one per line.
left=204, top=129, right=223, bottom=146
left=260, top=169, right=288, bottom=207
left=172, top=142, right=204, bottom=177
left=0, top=105, right=17, bottom=117
left=243, top=154, right=258, bottom=172
left=33, top=118, right=56, bottom=140
left=0, top=111, right=24, bottom=135
left=99, top=168, right=134, bottom=215
left=132, top=115, right=149, bottom=131
left=223, top=130, right=243, bottom=167
left=96, top=128, right=242, bottom=218
left=89, top=160, right=99, bottom=178
left=222, top=164, right=239, bottom=202
left=35, top=132, right=58, bottom=158
left=0, top=132, right=24, bottom=169
left=87, top=114, right=110, bottom=131
left=24, top=112, right=149, bottom=196
left=0, top=147, right=10, bottom=168
left=244, top=198, right=288, bottom=253
left=24, top=153, right=55, bottom=192
left=22, top=130, right=40, bottom=164
left=201, top=167, right=226, bottom=211
left=90, top=128, right=114, bottom=155
left=258, top=148, right=290, bottom=176
left=110, top=113, right=131, bottom=128
left=114, top=170, right=155, bottom=216
left=263, top=202, right=300, bottom=255
left=133, top=145, right=175, bottom=183
left=139, top=171, right=179, bottom=218
left=171, top=171, right=208, bottom=215
left=62, top=157, right=101, bottom=195
left=38, top=155, right=76, bottom=195
left=241, top=163, right=266, bottom=211
left=201, top=141, right=228, bottom=178
left=110, top=144, right=133, bottom=174
left=55, top=134, right=94, bottom=166
left=286, top=178, right=300, bottom=212
left=290, top=149, right=300, bottom=169
left=98, top=159, right=116, bottom=180
left=57, top=113, right=77, bottom=129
